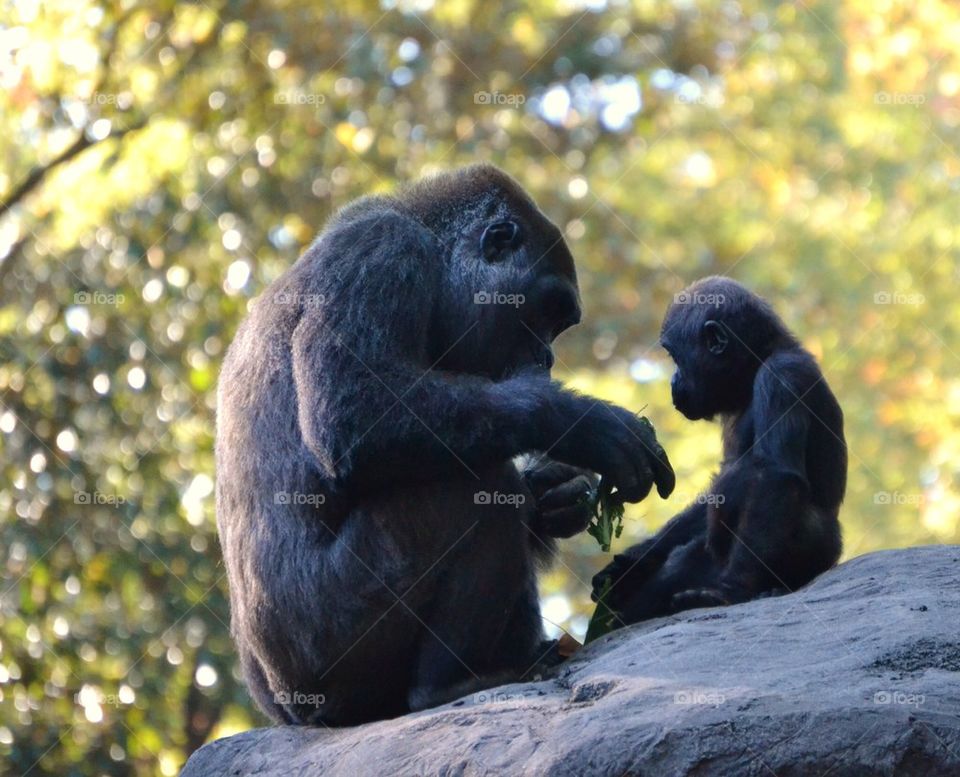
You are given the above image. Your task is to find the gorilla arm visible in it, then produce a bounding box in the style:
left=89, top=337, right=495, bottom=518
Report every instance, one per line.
left=290, top=210, right=674, bottom=501
left=703, top=353, right=817, bottom=601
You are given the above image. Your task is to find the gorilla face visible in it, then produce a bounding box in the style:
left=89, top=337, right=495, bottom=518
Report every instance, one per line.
left=662, top=315, right=748, bottom=421
left=664, top=347, right=710, bottom=421
left=668, top=364, right=698, bottom=420
left=437, top=207, right=581, bottom=380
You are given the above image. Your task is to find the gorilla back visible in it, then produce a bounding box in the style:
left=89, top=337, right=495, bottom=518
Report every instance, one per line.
left=216, top=165, right=674, bottom=725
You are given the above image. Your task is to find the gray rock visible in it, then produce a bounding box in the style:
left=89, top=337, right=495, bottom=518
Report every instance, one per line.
left=182, top=546, right=960, bottom=776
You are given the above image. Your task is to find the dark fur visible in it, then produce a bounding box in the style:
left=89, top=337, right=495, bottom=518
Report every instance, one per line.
left=216, top=164, right=674, bottom=726
left=592, top=276, right=846, bottom=623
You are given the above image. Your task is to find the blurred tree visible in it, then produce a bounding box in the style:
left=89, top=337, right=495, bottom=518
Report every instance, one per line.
left=1, top=0, right=958, bottom=773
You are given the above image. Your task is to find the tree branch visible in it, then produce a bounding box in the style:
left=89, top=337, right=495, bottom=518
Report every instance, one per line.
left=0, top=120, right=145, bottom=219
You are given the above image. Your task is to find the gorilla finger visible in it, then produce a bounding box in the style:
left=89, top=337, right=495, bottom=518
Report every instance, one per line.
left=650, top=443, right=676, bottom=499
left=592, top=557, right=633, bottom=601
left=623, top=479, right=653, bottom=504
left=628, top=424, right=673, bottom=499
left=524, top=461, right=594, bottom=501
left=539, top=505, right=592, bottom=538
left=634, top=456, right=656, bottom=501
left=525, top=460, right=585, bottom=492
left=608, top=480, right=639, bottom=504
left=548, top=461, right=597, bottom=482
left=538, top=474, right=598, bottom=510
left=596, top=454, right=636, bottom=503
left=591, top=566, right=617, bottom=600
left=615, top=456, right=653, bottom=504
left=591, top=573, right=614, bottom=602
left=624, top=417, right=674, bottom=500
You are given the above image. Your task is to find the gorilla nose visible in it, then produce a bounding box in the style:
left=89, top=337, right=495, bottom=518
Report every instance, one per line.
left=526, top=276, right=581, bottom=338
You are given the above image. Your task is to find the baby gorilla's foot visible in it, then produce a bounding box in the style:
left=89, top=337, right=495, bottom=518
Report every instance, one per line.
left=671, top=587, right=731, bottom=611
left=755, top=587, right=788, bottom=600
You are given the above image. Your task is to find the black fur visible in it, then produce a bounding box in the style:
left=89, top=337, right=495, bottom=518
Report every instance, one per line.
left=216, top=164, right=675, bottom=726
left=592, top=276, right=846, bottom=624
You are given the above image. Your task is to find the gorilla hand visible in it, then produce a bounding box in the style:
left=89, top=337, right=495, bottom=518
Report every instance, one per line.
left=522, top=457, right=598, bottom=539
left=590, top=544, right=665, bottom=606
left=552, top=400, right=675, bottom=504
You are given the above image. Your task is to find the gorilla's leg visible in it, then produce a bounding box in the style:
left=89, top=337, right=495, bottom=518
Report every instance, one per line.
left=721, top=519, right=840, bottom=599
left=255, top=483, right=506, bottom=726
left=671, top=473, right=818, bottom=610
left=239, top=648, right=294, bottom=723
left=407, top=509, right=541, bottom=711
left=620, top=537, right=720, bottom=623
left=715, top=469, right=821, bottom=600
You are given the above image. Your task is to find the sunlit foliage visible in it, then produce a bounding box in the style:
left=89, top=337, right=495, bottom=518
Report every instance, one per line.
left=2, top=0, right=959, bottom=772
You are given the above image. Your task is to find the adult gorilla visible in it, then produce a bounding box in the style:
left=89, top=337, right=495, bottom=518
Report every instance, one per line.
left=216, top=164, right=674, bottom=726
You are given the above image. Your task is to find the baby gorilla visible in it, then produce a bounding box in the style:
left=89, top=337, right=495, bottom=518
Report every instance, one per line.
left=592, top=276, right=846, bottom=624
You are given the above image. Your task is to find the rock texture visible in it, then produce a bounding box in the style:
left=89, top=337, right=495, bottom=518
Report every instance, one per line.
left=183, top=546, right=960, bottom=776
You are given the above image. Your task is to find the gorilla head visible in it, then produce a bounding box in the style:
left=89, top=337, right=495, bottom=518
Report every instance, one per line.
left=398, top=165, right=581, bottom=379
left=659, top=276, right=796, bottom=420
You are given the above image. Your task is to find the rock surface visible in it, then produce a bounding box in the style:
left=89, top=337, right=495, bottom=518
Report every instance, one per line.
left=183, top=546, right=960, bottom=776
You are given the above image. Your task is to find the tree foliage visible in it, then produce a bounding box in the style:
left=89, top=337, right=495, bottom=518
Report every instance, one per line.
left=2, top=1, right=959, bottom=773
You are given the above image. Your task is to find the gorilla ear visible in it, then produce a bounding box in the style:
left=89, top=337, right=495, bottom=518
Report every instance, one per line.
left=481, top=220, right=522, bottom=261
left=703, top=320, right=729, bottom=355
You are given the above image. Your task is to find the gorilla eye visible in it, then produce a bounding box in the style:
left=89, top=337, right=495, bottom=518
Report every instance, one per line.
left=480, top=220, right=522, bottom=261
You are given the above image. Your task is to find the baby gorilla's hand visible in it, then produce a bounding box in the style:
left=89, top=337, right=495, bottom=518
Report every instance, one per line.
left=522, top=457, right=598, bottom=539
left=590, top=548, right=662, bottom=608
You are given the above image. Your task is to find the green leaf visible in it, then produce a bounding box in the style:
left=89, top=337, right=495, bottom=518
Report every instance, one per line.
left=584, top=578, right=620, bottom=644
